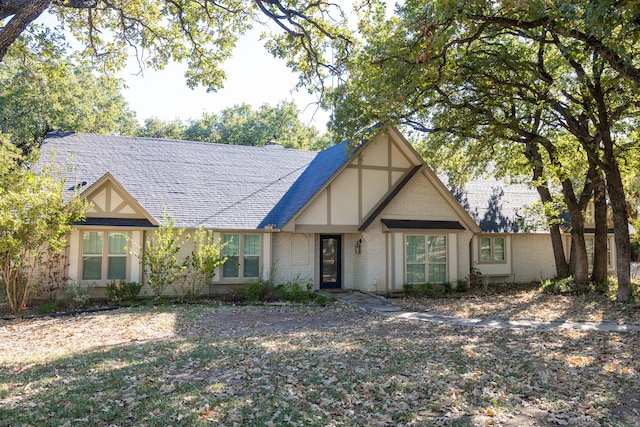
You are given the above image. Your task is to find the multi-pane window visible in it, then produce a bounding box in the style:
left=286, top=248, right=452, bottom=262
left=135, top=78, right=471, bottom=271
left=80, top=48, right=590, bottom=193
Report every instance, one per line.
left=405, top=235, right=447, bottom=284
left=82, top=231, right=127, bottom=281
left=108, top=233, right=128, bottom=280
left=222, top=233, right=261, bottom=279
left=585, top=237, right=612, bottom=267
left=479, top=236, right=505, bottom=263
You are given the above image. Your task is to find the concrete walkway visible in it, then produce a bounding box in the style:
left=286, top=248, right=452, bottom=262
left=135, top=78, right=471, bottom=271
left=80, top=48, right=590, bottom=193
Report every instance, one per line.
left=336, top=291, right=640, bottom=333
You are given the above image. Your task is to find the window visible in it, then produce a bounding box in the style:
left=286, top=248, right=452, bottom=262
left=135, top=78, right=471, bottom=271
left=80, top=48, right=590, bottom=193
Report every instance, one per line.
left=585, top=236, right=612, bottom=267
left=405, top=235, right=447, bottom=284
left=222, top=233, right=261, bottom=279
left=479, top=236, right=505, bottom=263
left=82, top=231, right=128, bottom=281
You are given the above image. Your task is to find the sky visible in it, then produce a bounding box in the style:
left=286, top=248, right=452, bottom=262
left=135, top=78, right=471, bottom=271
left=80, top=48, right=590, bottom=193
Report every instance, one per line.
left=119, top=28, right=332, bottom=132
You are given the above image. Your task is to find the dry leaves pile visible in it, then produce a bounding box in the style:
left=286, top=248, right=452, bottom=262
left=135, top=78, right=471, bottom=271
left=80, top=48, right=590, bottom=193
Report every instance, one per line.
left=1, top=300, right=639, bottom=426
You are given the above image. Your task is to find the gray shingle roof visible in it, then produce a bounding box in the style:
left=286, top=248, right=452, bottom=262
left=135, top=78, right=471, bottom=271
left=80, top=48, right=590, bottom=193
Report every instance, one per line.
left=41, top=131, right=544, bottom=234
left=41, top=132, right=317, bottom=229
left=445, top=174, right=542, bottom=233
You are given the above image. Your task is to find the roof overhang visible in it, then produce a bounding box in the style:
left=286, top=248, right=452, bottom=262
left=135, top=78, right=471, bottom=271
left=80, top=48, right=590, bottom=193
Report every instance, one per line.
left=381, top=219, right=466, bottom=231
left=73, top=218, right=157, bottom=228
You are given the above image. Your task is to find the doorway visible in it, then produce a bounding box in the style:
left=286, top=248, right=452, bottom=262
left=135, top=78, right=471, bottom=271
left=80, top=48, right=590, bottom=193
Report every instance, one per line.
left=320, top=235, right=342, bottom=289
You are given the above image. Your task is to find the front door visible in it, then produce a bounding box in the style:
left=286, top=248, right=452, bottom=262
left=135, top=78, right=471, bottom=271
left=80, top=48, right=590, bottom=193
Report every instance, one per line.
left=320, top=235, right=342, bottom=289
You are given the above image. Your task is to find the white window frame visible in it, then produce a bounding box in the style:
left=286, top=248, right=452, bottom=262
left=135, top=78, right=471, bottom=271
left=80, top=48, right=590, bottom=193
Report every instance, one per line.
left=585, top=236, right=612, bottom=268
left=222, top=233, right=261, bottom=279
left=405, top=234, right=447, bottom=284
left=479, top=236, right=506, bottom=264
left=81, top=230, right=129, bottom=283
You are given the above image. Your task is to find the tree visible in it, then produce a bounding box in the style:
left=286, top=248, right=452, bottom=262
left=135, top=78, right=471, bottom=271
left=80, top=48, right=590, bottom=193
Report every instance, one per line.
left=329, top=0, right=640, bottom=300
left=178, top=227, right=227, bottom=300
left=137, top=117, right=187, bottom=141
left=137, top=101, right=331, bottom=150
left=0, top=25, right=137, bottom=153
left=0, top=138, right=87, bottom=313
left=135, top=212, right=185, bottom=298
left=0, top=0, right=352, bottom=94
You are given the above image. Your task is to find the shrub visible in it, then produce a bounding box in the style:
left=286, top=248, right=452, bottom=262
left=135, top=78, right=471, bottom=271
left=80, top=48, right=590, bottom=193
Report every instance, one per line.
left=456, top=280, right=470, bottom=293
left=403, top=283, right=444, bottom=297
left=243, top=280, right=268, bottom=303
left=541, top=276, right=576, bottom=294
left=442, top=281, right=453, bottom=294
left=276, top=276, right=313, bottom=303
left=403, top=283, right=414, bottom=295
left=37, top=302, right=57, bottom=314
left=541, top=276, right=613, bottom=296
left=56, top=281, right=91, bottom=311
left=106, top=280, right=143, bottom=303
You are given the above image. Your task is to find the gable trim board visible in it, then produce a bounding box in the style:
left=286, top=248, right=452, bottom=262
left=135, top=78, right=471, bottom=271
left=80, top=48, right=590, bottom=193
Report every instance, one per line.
left=40, top=126, right=617, bottom=296
left=381, top=219, right=466, bottom=230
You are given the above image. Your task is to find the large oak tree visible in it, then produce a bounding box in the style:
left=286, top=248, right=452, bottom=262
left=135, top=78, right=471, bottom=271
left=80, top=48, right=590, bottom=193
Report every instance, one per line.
left=329, top=0, right=639, bottom=300
left=0, top=0, right=352, bottom=92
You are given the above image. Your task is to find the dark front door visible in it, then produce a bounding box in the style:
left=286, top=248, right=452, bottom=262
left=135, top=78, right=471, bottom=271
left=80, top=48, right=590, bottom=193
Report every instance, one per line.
left=320, top=235, right=342, bottom=289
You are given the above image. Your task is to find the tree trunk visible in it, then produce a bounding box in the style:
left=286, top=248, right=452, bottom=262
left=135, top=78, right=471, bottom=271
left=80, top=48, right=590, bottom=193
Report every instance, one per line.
left=525, top=142, right=570, bottom=277
left=591, top=172, right=609, bottom=283
left=566, top=199, right=589, bottom=285
left=0, top=0, right=51, bottom=62
left=604, top=165, right=631, bottom=301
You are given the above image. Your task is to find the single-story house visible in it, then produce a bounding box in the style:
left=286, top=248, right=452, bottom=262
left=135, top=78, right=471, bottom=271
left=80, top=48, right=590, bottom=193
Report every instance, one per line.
left=40, top=126, right=616, bottom=296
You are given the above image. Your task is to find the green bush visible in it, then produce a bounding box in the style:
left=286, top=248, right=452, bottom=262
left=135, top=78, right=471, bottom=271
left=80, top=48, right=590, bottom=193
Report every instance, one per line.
left=403, top=283, right=414, bottom=295
left=276, top=277, right=313, bottom=303
left=541, top=276, right=614, bottom=296
left=442, top=281, right=453, bottom=294
left=403, top=283, right=446, bottom=297
left=106, top=280, right=143, bottom=302
left=37, top=301, right=57, bottom=314
left=243, top=280, right=268, bottom=303
left=456, top=280, right=470, bottom=293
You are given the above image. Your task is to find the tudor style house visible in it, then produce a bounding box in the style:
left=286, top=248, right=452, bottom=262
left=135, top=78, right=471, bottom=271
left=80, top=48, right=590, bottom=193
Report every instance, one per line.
left=41, top=126, right=617, bottom=296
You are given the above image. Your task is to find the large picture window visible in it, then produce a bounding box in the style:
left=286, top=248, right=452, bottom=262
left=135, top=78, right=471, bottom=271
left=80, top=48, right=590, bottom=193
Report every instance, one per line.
left=82, top=231, right=128, bottom=281
left=479, top=236, right=505, bottom=263
left=405, top=235, right=447, bottom=284
left=222, top=233, right=261, bottom=279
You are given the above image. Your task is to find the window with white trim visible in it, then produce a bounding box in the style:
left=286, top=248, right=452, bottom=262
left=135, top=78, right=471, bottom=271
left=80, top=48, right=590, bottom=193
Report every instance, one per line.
left=405, top=235, right=447, bottom=284
left=585, top=236, right=612, bottom=268
left=82, top=231, right=128, bottom=281
left=479, top=236, right=505, bottom=263
left=222, top=233, right=261, bottom=279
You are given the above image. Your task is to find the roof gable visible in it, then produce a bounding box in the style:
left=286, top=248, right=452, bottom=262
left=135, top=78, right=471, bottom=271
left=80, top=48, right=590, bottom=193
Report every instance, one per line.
left=80, top=172, right=158, bottom=225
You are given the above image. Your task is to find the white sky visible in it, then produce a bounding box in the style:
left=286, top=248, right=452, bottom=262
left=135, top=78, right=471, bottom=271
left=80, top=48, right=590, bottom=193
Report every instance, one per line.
left=120, top=28, right=331, bottom=132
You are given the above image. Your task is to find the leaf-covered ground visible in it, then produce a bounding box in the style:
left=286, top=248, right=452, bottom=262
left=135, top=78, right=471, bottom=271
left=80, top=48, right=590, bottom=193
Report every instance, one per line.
left=393, top=284, right=640, bottom=325
left=1, top=296, right=639, bottom=426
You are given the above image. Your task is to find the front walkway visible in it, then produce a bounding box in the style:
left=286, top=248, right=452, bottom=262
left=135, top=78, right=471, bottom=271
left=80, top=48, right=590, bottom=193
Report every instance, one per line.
left=337, top=291, right=640, bottom=333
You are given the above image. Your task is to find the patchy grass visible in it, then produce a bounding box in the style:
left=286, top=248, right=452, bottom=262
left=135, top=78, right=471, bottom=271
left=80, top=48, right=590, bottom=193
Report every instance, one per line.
left=1, top=302, right=639, bottom=426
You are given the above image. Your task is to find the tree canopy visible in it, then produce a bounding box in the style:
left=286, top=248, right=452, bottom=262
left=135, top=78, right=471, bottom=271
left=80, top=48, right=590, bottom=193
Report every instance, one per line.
left=0, top=24, right=137, bottom=152
left=329, top=0, right=640, bottom=300
left=136, top=101, right=330, bottom=150
left=0, top=0, right=352, bottom=94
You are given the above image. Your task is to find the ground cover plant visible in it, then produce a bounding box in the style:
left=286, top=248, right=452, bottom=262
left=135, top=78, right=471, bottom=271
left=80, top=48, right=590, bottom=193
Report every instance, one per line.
left=1, top=290, right=639, bottom=426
